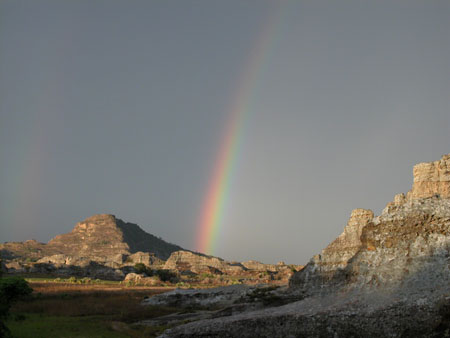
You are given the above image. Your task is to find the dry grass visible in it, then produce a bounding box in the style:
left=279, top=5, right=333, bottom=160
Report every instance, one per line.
left=12, top=282, right=176, bottom=323
left=30, top=281, right=171, bottom=294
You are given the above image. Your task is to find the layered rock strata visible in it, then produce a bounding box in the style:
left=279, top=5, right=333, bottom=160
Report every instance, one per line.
left=1, top=216, right=299, bottom=283
left=162, top=250, right=300, bottom=283
left=290, top=208, right=373, bottom=289
left=159, top=154, right=450, bottom=337
left=0, top=214, right=180, bottom=279
left=409, top=154, right=450, bottom=198
left=47, top=214, right=182, bottom=260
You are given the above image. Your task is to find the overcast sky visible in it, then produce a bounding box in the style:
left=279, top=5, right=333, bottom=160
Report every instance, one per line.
left=1, top=0, right=449, bottom=264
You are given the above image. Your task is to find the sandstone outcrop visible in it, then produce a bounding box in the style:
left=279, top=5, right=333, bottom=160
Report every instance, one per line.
left=163, top=251, right=234, bottom=274
left=124, top=272, right=160, bottom=286
left=0, top=214, right=182, bottom=279
left=289, top=208, right=374, bottom=289
left=144, top=284, right=258, bottom=308
left=241, top=260, right=278, bottom=272
left=1, top=215, right=298, bottom=284
left=126, top=251, right=164, bottom=267
left=409, top=154, right=450, bottom=198
left=158, top=154, right=450, bottom=337
left=161, top=250, right=300, bottom=284
left=47, top=214, right=182, bottom=260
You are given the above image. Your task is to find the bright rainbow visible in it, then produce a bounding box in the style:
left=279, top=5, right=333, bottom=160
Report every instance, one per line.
left=196, top=3, right=287, bottom=255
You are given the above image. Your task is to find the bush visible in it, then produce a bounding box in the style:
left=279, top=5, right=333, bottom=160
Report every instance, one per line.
left=155, top=270, right=177, bottom=282
left=134, top=263, right=148, bottom=275
left=0, top=277, right=33, bottom=337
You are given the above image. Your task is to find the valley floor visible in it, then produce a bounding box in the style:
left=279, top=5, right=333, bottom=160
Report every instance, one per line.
left=7, top=279, right=179, bottom=338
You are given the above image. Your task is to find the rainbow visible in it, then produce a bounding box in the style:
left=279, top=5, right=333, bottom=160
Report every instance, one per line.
left=196, top=3, right=287, bottom=255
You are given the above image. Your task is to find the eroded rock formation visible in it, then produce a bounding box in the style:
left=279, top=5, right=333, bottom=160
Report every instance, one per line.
left=159, top=154, right=450, bottom=337
left=1, top=215, right=299, bottom=284
left=47, top=214, right=182, bottom=260
left=0, top=214, right=181, bottom=279
left=409, top=154, right=450, bottom=198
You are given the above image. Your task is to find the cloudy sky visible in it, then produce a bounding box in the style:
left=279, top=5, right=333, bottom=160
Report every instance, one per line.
left=1, top=0, right=449, bottom=264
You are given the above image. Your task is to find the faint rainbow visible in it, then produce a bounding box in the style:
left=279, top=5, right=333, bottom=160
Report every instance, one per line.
left=5, top=25, right=71, bottom=238
left=196, top=2, right=288, bottom=255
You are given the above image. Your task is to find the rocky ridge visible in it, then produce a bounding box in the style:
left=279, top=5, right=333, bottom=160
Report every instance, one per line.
left=47, top=214, right=183, bottom=260
left=1, top=215, right=300, bottom=284
left=1, top=215, right=179, bottom=279
left=158, top=154, right=450, bottom=337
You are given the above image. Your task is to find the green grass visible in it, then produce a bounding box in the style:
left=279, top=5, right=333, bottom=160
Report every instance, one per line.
left=6, top=313, right=130, bottom=338
left=24, top=277, right=121, bottom=285
left=5, top=284, right=179, bottom=337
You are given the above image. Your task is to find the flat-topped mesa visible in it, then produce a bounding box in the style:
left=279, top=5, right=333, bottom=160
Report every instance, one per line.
left=408, top=154, right=450, bottom=199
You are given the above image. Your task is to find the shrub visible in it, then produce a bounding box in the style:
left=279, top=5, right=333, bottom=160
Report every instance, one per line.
left=0, top=277, right=33, bottom=337
left=155, top=270, right=177, bottom=282
left=134, top=263, right=148, bottom=275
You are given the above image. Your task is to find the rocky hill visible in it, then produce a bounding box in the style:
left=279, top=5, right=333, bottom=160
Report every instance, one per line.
left=157, top=154, right=450, bottom=337
left=1, top=214, right=182, bottom=261
left=46, top=214, right=183, bottom=260
left=1, top=214, right=301, bottom=283
left=0, top=214, right=181, bottom=279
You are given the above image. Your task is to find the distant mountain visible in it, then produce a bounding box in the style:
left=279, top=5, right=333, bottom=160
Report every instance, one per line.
left=1, top=214, right=183, bottom=261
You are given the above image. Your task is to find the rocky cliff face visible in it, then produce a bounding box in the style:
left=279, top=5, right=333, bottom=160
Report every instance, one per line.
left=160, top=154, right=450, bottom=337
left=410, top=154, right=450, bottom=198
left=0, top=214, right=180, bottom=279
left=289, top=209, right=373, bottom=289
left=47, top=214, right=130, bottom=258
left=290, top=154, right=450, bottom=294
left=162, top=250, right=300, bottom=284
left=47, top=214, right=182, bottom=260
left=1, top=215, right=298, bottom=284
left=163, top=250, right=235, bottom=273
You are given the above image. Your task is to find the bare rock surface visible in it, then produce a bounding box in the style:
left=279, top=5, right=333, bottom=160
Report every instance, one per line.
left=410, top=154, right=450, bottom=198
left=163, top=251, right=234, bottom=274
left=289, top=208, right=374, bottom=289
left=158, top=154, right=450, bottom=337
left=47, top=214, right=182, bottom=260
left=0, top=214, right=182, bottom=279
left=1, top=215, right=299, bottom=284
left=143, top=284, right=257, bottom=308
left=161, top=250, right=300, bottom=284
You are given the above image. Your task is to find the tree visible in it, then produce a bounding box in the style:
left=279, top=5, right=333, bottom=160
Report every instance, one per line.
left=0, top=277, right=33, bottom=337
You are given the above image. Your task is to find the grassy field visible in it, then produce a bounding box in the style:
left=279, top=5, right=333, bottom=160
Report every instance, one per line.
left=7, top=281, right=177, bottom=338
